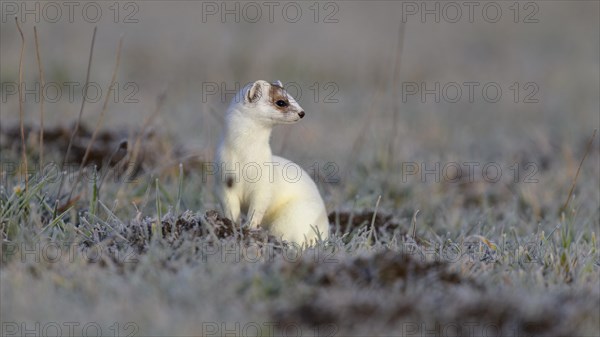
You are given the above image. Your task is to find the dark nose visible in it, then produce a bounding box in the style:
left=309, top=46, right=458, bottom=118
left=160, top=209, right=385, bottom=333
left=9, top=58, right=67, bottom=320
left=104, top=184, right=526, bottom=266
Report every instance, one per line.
left=298, top=111, right=305, bottom=118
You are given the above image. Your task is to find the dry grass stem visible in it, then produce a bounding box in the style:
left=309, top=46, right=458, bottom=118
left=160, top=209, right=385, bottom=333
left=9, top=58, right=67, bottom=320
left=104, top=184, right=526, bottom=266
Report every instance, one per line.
left=15, top=17, right=27, bottom=190
left=68, top=34, right=125, bottom=202
left=561, top=128, right=597, bottom=213
left=56, top=26, right=97, bottom=209
left=33, top=26, right=46, bottom=170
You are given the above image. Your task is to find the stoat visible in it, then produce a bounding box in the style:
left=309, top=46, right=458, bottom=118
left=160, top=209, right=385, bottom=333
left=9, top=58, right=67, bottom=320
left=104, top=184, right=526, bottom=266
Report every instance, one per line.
left=215, top=80, right=329, bottom=245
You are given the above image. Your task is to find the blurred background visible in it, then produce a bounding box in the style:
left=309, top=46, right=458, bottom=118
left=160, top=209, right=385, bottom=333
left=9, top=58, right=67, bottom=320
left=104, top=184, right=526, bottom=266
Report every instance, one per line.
left=1, top=1, right=599, bottom=214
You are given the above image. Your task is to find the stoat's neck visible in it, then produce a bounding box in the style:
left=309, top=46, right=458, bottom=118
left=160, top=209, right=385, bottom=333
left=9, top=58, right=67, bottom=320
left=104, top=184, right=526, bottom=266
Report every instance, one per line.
left=222, top=107, right=273, bottom=157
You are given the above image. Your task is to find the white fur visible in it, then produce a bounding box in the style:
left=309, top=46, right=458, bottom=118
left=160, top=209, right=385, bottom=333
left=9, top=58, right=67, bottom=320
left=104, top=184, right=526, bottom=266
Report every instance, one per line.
left=215, top=80, right=329, bottom=245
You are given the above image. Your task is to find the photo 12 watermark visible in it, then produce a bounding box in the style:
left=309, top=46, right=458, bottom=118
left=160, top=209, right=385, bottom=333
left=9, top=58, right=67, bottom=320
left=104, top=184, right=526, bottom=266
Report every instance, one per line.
left=198, top=240, right=339, bottom=264
left=2, top=241, right=139, bottom=265
left=1, top=321, right=139, bottom=337
left=200, top=81, right=339, bottom=104
left=400, top=161, right=539, bottom=184
left=201, top=161, right=341, bottom=185
left=200, top=1, right=340, bottom=24
left=401, top=82, right=540, bottom=104
left=398, top=320, right=539, bottom=337
left=1, top=161, right=139, bottom=187
left=2, top=1, right=140, bottom=24
left=400, top=239, right=549, bottom=265
left=2, top=81, right=140, bottom=104
left=201, top=321, right=338, bottom=337
left=400, top=1, right=540, bottom=24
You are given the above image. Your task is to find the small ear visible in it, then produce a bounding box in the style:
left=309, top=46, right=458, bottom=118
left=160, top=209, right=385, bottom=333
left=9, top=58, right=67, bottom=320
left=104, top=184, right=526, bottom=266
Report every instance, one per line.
left=273, top=80, right=283, bottom=87
left=246, top=81, right=262, bottom=103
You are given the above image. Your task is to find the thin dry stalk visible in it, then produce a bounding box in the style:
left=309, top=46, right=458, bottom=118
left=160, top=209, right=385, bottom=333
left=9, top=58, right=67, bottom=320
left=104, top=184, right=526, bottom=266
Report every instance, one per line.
left=55, top=26, right=97, bottom=209
left=123, top=91, right=167, bottom=180
left=68, top=35, right=124, bottom=202
left=349, top=22, right=402, bottom=170
left=387, top=21, right=406, bottom=167
left=97, top=140, right=128, bottom=191
left=561, top=129, right=597, bottom=213
left=367, top=195, right=382, bottom=244
left=347, top=61, right=387, bottom=171
left=81, top=35, right=124, bottom=166
left=207, top=105, right=224, bottom=126
left=411, top=209, right=420, bottom=239
left=34, top=26, right=46, bottom=170
left=351, top=89, right=384, bottom=156
left=15, top=17, right=27, bottom=190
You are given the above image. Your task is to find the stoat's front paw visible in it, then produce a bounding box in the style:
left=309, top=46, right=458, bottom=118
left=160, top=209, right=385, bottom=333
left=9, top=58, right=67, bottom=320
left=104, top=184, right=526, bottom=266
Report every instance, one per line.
left=245, top=219, right=261, bottom=230
left=246, top=211, right=265, bottom=229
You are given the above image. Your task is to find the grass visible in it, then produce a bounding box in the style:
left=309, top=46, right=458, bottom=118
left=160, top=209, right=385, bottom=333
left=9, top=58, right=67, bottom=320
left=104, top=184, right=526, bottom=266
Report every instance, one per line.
left=1, top=126, right=598, bottom=335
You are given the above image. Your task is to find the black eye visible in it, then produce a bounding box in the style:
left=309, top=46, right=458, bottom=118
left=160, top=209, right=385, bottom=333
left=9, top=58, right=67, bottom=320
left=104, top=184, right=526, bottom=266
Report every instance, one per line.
left=276, top=100, right=288, bottom=107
